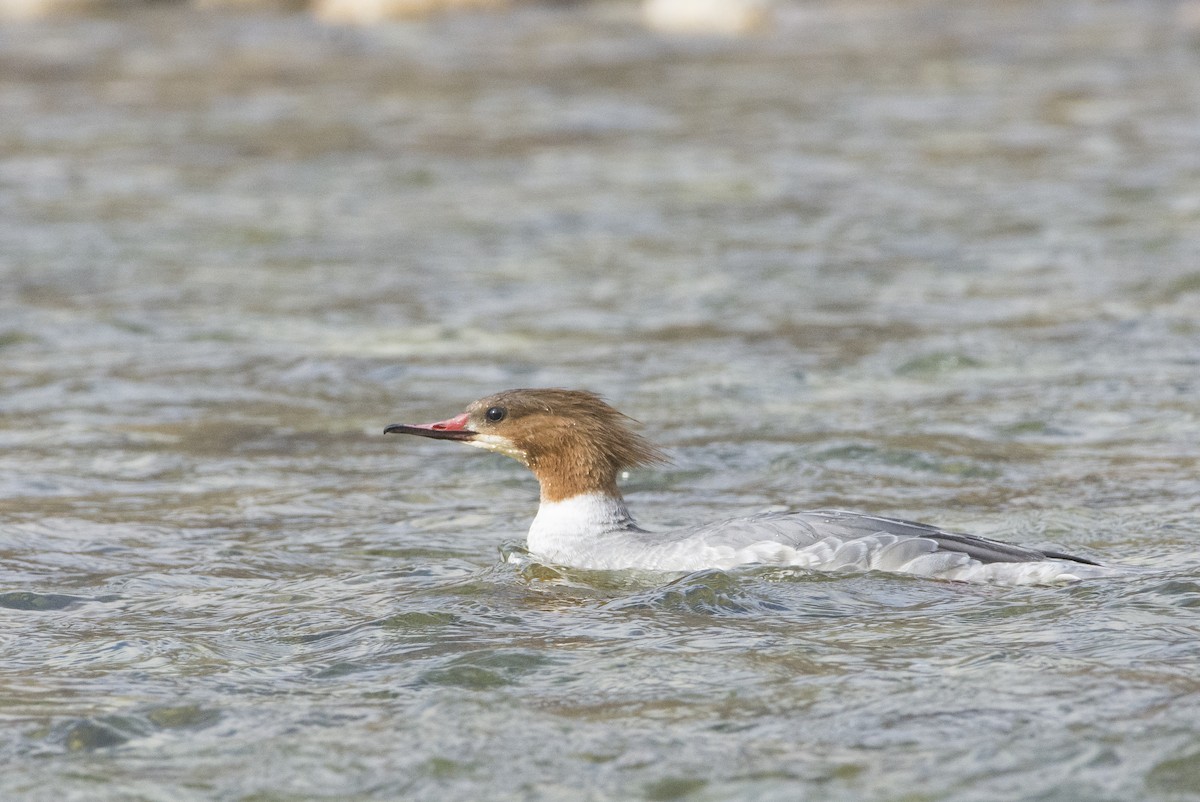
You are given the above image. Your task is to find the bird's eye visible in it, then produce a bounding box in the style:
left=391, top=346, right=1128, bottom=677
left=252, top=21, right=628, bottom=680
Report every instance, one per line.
left=485, top=406, right=507, bottom=423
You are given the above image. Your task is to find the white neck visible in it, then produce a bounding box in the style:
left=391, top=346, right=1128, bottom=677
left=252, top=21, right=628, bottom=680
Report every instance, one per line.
left=527, top=492, right=636, bottom=566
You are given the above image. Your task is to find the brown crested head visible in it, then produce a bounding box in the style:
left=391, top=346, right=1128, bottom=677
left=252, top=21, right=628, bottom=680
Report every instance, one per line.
left=386, top=388, right=667, bottom=502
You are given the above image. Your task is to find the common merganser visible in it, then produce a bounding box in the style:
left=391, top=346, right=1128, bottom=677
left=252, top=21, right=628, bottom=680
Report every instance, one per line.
left=385, top=389, right=1116, bottom=584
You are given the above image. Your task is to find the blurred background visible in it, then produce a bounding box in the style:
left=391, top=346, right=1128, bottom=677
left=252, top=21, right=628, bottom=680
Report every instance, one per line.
left=2, top=1, right=1200, bottom=800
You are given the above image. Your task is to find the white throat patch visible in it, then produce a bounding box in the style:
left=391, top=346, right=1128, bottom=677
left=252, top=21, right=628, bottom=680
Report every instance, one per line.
left=466, top=433, right=529, bottom=465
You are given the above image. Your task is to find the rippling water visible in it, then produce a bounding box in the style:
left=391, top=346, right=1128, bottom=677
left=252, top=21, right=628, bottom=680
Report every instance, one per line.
left=2, top=1, right=1200, bottom=799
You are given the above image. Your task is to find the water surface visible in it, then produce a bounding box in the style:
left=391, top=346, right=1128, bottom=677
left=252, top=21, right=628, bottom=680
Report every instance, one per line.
left=2, top=1, right=1200, bottom=799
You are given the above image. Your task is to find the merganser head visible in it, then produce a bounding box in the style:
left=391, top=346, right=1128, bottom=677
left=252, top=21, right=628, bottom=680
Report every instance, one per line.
left=384, top=388, right=666, bottom=502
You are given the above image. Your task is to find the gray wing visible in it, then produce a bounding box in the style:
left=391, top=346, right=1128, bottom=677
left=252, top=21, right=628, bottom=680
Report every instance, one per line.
left=789, top=509, right=1101, bottom=566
